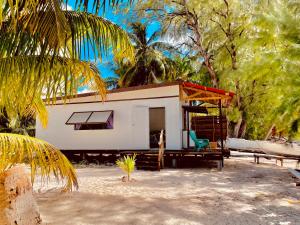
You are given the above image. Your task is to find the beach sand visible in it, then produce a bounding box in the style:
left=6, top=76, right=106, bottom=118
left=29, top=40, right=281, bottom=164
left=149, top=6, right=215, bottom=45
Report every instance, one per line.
left=35, top=157, right=300, bottom=225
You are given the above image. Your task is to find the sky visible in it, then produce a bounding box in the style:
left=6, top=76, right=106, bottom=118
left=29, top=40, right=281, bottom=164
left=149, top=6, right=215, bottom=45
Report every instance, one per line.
left=67, top=0, right=161, bottom=80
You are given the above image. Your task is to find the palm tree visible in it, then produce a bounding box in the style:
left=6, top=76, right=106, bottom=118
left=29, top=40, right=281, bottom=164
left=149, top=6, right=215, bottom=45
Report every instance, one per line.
left=115, top=22, right=178, bottom=87
left=0, top=0, right=134, bottom=191
left=0, top=112, right=35, bottom=136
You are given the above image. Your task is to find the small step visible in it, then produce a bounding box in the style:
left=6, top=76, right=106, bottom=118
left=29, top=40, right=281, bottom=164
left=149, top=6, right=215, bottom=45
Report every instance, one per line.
left=136, top=165, right=158, bottom=171
left=136, top=156, right=158, bottom=159
left=136, top=160, right=158, bottom=164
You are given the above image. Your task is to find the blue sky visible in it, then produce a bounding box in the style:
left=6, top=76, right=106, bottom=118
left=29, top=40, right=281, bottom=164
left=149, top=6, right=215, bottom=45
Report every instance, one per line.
left=67, top=0, right=161, bottom=79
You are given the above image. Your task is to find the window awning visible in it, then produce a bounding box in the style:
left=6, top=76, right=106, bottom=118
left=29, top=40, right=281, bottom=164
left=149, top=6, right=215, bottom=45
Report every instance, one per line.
left=66, top=111, right=113, bottom=125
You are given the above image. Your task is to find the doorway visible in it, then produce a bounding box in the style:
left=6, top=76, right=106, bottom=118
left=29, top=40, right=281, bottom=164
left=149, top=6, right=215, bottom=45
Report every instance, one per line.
left=149, top=107, right=166, bottom=148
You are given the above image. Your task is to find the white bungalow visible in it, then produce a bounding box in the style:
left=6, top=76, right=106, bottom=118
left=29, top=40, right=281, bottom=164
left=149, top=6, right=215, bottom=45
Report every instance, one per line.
left=36, top=81, right=234, bottom=153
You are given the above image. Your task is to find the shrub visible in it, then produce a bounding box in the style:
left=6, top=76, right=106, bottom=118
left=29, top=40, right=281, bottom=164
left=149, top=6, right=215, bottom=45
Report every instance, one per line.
left=116, top=154, right=136, bottom=182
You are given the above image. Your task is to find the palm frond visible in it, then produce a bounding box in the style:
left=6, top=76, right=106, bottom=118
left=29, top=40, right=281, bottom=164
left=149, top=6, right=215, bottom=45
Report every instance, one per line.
left=147, top=30, right=163, bottom=45
left=104, top=76, right=119, bottom=89
left=130, top=22, right=147, bottom=46
left=24, top=97, right=49, bottom=129
left=0, top=4, right=134, bottom=62
left=151, top=41, right=181, bottom=54
left=0, top=0, right=134, bottom=26
left=72, top=0, right=134, bottom=14
left=0, top=133, right=78, bottom=191
left=116, top=154, right=136, bottom=181
left=0, top=55, right=106, bottom=117
left=64, top=11, right=134, bottom=60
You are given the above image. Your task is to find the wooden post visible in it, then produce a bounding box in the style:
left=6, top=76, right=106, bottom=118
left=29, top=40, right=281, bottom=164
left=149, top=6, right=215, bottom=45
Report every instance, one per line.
left=218, top=100, right=224, bottom=152
left=183, top=108, right=187, bottom=149
left=183, top=108, right=186, bottom=130
left=187, top=110, right=190, bottom=149
left=158, top=130, right=165, bottom=170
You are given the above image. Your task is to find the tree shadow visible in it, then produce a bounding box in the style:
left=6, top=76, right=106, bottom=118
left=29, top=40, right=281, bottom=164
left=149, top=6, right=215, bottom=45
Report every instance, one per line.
left=36, top=158, right=300, bottom=225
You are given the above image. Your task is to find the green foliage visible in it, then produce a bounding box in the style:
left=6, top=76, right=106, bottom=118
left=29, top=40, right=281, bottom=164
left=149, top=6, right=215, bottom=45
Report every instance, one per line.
left=0, top=0, right=134, bottom=118
left=0, top=112, right=35, bottom=136
left=116, top=154, right=136, bottom=181
left=135, top=0, right=300, bottom=140
left=0, top=133, right=78, bottom=190
left=113, top=22, right=201, bottom=87
left=0, top=0, right=134, bottom=190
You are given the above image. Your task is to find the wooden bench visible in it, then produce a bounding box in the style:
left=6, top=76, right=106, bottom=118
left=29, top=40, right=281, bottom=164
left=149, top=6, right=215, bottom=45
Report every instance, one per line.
left=254, top=153, right=285, bottom=167
left=288, top=168, right=300, bottom=186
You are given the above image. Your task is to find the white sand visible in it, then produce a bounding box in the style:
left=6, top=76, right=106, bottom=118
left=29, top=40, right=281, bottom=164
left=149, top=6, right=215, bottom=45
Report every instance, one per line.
left=35, top=158, right=300, bottom=225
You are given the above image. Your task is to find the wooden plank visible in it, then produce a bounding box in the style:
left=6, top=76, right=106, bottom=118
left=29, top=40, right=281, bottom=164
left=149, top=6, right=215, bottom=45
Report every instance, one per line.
left=192, top=123, right=227, bottom=127
left=254, top=153, right=286, bottom=166
left=288, top=168, right=300, bottom=179
left=183, top=86, right=232, bottom=99
left=254, top=153, right=285, bottom=159
left=288, top=168, right=300, bottom=186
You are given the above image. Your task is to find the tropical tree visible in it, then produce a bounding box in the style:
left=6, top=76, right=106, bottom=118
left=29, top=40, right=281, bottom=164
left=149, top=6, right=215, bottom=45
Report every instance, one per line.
left=0, top=0, right=134, bottom=191
left=114, top=22, right=179, bottom=87
left=136, top=0, right=300, bottom=139
left=107, top=54, right=203, bottom=89
left=0, top=112, right=35, bottom=136
left=264, top=0, right=300, bottom=139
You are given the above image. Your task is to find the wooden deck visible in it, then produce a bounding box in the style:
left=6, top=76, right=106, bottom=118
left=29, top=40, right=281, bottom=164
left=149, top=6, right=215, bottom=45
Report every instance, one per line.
left=61, top=149, right=227, bottom=170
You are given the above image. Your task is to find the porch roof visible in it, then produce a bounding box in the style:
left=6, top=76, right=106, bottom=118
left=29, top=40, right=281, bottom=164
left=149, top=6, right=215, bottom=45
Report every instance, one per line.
left=181, top=82, right=234, bottom=105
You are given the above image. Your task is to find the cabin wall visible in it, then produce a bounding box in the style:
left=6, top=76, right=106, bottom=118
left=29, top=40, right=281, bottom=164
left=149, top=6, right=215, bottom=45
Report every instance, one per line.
left=36, top=86, right=183, bottom=150
left=54, top=85, right=179, bottom=104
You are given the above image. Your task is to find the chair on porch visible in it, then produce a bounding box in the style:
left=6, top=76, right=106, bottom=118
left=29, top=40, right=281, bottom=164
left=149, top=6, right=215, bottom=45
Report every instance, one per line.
left=189, top=130, right=210, bottom=151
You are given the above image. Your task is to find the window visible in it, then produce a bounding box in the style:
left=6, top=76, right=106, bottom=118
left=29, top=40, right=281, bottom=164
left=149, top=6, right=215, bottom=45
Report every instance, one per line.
left=66, top=111, right=113, bottom=130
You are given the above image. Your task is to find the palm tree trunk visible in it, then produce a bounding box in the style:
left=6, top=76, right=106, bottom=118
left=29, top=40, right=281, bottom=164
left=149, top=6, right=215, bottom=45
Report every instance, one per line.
left=0, top=165, right=42, bottom=225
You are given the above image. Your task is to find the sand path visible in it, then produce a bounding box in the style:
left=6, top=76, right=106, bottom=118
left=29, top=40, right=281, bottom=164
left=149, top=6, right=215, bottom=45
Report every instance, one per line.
left=35, top=158, right=300, bottom=225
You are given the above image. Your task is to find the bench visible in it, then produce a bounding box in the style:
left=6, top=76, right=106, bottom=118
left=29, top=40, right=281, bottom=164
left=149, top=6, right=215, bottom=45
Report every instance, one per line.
left=288, top=168, right=300, bottom=186
left=254, top=154, right=285, bottom=166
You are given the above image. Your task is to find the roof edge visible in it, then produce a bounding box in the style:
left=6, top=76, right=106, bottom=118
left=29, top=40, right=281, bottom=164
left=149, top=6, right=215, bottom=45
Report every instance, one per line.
left=49, top=81, right=182, bottom=101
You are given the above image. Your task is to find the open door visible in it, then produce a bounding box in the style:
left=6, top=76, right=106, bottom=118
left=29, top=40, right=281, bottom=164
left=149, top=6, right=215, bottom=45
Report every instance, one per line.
left=132, top=105, right=149, bottom=149
left=149, top=107, right=166, bottom=148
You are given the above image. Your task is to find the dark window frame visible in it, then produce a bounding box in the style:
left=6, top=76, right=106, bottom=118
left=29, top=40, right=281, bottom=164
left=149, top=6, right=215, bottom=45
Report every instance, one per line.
left=65, top=110, right=114, bottom=130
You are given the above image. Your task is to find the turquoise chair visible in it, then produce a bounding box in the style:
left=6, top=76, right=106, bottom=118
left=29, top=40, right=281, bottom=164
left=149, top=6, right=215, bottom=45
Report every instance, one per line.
left=189, top=130, right=210, bottom=151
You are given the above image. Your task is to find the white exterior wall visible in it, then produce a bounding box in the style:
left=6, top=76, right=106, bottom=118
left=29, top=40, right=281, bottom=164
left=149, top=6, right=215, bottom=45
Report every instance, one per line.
left=36, top=85, right=183, bottom=150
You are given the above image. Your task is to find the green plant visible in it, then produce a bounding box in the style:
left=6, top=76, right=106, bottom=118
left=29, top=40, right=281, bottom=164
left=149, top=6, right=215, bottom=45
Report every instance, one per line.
left=0, top=133, right=78, bottom=190
left=116, top=154, right=136, bottom=181
left=0, top=0, right=134, bottom=191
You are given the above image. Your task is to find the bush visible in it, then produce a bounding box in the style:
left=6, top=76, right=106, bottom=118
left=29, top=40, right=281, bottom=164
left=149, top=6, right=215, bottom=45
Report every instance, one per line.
left=116, top=154, right=136, bottom=182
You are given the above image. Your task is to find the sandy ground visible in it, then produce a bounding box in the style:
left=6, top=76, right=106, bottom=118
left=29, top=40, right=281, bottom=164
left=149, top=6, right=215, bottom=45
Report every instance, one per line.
left=35, top=158, right=300, bottom=225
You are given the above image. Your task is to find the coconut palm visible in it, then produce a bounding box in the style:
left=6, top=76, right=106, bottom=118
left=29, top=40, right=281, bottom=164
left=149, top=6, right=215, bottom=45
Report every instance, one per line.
left=0, top=0, right=134, bottom=190
left=116, top=154, right=136, bottom=182
left=115, top=22, right=178, bottom=87
left=0, top=112, right=35, bottom=136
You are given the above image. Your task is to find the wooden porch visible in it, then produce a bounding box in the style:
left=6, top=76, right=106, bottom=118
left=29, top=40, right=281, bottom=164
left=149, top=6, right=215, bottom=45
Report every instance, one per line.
left=61, top=148, right=227, bottom=171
